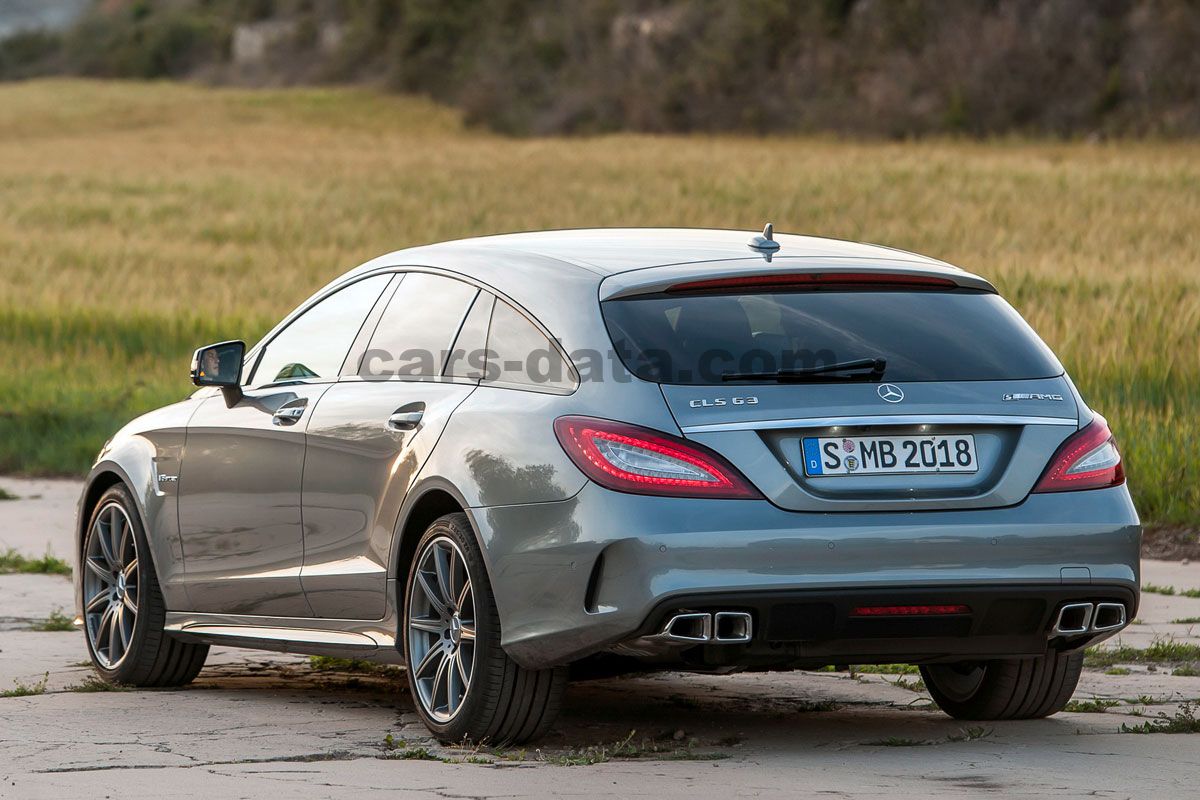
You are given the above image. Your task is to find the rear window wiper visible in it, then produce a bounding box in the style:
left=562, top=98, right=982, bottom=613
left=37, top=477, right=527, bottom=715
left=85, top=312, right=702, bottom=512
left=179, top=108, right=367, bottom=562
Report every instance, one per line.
left=721, top=358, right=886, bottom=383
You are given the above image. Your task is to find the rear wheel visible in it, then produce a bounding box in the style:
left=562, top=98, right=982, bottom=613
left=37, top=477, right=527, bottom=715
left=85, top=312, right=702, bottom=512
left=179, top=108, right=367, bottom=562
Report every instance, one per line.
left=82, top=484, right=208, bottom=686
left=403, top=513, right=566, bottom=744
left=921, top=651, right=1084, bottom=720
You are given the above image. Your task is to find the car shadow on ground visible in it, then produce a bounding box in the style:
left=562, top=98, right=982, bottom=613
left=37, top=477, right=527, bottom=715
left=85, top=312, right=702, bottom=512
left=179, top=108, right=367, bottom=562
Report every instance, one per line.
left=181, top=656, right=1086, bottom=761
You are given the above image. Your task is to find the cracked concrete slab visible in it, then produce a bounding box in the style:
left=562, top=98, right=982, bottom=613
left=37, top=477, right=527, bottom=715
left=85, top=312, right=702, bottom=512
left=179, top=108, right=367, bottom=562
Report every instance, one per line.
left=0, top=476, right=78, bottom=559
left=1, top=480, right=1198, bottom=797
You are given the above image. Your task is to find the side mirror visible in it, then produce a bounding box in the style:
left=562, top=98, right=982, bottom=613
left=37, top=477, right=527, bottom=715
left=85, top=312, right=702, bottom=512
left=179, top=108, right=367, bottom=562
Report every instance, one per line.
left=191, top=340, right=245, bottom=407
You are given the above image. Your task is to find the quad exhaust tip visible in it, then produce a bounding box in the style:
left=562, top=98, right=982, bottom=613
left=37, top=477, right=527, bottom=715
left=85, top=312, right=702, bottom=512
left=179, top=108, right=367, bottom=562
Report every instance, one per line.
left=660, top=611, right=753, bottom=644
left=713, top=611, right=753, bottom=643
left=661, top=612, right=711, bottom=642
left=1092, top=602, right=1127, bottom=632
left=1052, top=601, right=1128, bottom=636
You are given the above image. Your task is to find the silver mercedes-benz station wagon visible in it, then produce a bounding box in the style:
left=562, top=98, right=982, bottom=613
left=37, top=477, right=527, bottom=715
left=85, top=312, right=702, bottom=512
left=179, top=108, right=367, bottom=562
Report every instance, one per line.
left=76, top=227, right=1139, bottom=743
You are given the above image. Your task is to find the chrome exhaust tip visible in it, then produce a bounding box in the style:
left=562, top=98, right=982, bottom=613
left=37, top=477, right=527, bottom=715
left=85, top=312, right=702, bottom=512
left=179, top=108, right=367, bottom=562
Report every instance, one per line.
left=1052, top=602, right=1094, bottom=635
left=661, top=612, right=712, bottom=643
left=1091, top=602, right=1127, bottom=632
left=712, top=611, right=753, bottom=643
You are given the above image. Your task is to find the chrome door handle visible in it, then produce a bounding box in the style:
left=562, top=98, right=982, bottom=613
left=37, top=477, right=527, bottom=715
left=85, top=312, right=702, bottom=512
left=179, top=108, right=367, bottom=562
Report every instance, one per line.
left=272, top=405, right=305, bottom=425
left=387, top=410, right=424, bottom=431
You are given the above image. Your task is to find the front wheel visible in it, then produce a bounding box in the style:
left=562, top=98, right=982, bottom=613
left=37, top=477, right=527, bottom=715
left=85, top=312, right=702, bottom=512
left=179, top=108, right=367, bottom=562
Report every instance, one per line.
left=921, top=651, right=1084, bottom=720
left=403, top=513, right=566, bottom=744
left=82, top=484, right=209, bottom=686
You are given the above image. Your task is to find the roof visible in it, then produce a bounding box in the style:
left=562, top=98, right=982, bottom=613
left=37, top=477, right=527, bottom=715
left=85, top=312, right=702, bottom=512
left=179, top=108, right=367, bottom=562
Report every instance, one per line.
left=381, top=227, right=958, bottom=277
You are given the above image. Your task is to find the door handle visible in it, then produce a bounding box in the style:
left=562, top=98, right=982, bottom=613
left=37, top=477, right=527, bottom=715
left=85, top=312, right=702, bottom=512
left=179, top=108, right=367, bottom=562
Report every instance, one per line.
left=272, top=404, right=306, bottom=425
left=387, top=411, right=423, bottom=431
left=387, top=403, right=425, bottom=431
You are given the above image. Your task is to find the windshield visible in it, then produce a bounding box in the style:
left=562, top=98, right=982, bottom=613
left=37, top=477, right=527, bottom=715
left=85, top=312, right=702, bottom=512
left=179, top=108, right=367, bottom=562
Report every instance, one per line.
left=601, top=289, right=1062, bottom=385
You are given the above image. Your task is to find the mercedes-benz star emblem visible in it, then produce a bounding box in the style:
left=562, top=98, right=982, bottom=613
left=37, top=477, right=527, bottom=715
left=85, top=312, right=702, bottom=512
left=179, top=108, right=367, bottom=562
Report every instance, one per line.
left=877, top=383, right=904, bottom=403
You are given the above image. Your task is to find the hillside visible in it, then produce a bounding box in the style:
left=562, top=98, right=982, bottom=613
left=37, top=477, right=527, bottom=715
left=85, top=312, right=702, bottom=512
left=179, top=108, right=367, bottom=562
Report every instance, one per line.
left=1, top=0, right=1199, bottom=137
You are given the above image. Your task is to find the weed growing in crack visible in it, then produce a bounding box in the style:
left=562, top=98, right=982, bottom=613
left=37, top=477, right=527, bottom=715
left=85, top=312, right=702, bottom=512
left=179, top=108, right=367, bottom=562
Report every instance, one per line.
left=863, top=726, right=991, bottom=747
left=309, top=656, right=389, bottom=673
left=487, top=730, right=728, bottom=766
left=851, top=664, right=920, bottom=675
left=946, top=726, right=993, bottom=742
left=1120, top=702, right=1200, bottom=734
left=0, top=548, right=71, bottom=576
left=1142, top=584, right=1200, bottom=599
left=1084, top=640, right=1200, bottom=668
left=29, top=607, right=75, bottom=631
left=69, top=676, right=129, bottom=692
left=862, top=737, right=932, bottom=747
left=1065, top=698, right=1120, bottom=713
left=888, top=676, right=927, bottom=693
left=381, top=733, right=447, bottom=762
left=1126, top=694, right=1170, bottom=706
left=1, top=673, right=48, bottom=697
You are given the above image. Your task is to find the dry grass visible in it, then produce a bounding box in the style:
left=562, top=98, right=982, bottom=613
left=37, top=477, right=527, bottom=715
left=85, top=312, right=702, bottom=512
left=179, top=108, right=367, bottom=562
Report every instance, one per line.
left=0, top=79, right=1197, bottom=523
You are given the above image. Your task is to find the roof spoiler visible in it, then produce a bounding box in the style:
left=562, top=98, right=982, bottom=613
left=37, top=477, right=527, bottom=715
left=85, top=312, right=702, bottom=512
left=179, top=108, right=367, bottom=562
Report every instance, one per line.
left=599, top=260, right=996, bottom=300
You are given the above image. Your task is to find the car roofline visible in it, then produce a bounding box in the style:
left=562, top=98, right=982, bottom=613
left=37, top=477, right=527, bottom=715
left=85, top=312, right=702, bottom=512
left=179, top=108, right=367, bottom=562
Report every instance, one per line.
left=345, top=227, right=961, bottom=279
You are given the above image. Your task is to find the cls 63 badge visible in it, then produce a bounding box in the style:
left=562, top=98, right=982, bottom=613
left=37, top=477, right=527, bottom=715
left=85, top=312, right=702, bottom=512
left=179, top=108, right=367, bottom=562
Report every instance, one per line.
left=689, top=396, right=759, bottom=408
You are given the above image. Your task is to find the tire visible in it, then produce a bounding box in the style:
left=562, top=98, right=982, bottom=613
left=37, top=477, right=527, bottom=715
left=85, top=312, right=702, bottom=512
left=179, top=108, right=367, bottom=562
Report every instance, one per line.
left=403, top=512, right=567, bottom=744
left=82, top=484, right=209, bottom=687
left=921, top=651, right=1084, bottom=720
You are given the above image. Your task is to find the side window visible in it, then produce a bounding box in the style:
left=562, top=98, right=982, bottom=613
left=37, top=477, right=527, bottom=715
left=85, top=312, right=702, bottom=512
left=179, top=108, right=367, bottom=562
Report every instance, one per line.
left=484, top=300, right=576, bottom=392
left=445, top=292, right=494, bottom=380
left=252, top=275, right=390, bottom=386
left=360, top=272, right=478, bottom=379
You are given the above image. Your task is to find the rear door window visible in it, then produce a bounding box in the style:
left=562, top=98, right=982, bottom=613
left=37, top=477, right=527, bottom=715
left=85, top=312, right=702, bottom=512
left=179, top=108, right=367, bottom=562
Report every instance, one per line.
left=361, top=272, right=478, bottom=379
left=602, top=290, right=1062, bottom=384
left=445, top=292, right=494, bottom=380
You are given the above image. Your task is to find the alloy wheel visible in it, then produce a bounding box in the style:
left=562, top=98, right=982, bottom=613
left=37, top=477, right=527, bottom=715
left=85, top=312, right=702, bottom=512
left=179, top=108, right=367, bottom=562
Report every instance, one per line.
left=83, top=502, right=139, bottom=669
left=407, top=536, right=477, bottom=723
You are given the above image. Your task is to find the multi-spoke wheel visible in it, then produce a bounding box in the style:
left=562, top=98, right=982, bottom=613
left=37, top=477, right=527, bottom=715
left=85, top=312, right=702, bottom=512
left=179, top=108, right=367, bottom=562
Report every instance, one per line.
left=407, top=536, right=476, bottom=722
left=402, top=513, right=567, bottom=744
left=83, top=502, right=140, bottom=669
left=81, top=484, right=209, bottom=686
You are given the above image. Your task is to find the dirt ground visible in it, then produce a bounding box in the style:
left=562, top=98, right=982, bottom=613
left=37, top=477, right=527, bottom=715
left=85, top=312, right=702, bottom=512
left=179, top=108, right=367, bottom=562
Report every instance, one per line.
left=2, top=476, right=1199, bottom=799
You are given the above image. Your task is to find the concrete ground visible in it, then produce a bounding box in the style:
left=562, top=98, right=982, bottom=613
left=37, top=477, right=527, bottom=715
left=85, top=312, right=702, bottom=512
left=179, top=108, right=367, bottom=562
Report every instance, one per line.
left=2, top=476, right=1199, bottom=799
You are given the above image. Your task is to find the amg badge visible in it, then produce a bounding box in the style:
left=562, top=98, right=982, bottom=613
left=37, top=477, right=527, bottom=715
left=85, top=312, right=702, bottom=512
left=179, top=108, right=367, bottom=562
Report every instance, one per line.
left=1003, top=393, right=1064, bottom=401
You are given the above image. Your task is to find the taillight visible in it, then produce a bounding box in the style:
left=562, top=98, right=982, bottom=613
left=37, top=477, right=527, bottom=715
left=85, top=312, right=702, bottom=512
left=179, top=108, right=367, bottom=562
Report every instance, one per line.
left=1032, top=415, right=1125, bottom=493
left=553, top=416, right=761, bottom=499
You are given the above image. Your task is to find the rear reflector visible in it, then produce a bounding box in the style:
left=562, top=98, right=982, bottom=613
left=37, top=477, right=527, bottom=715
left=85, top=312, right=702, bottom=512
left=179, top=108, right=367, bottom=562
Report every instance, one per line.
left=553, top=416, right=761, bottom=499
left=666, top=272, right=959, bottom=294
left=851, top=605, right=971, bottom=617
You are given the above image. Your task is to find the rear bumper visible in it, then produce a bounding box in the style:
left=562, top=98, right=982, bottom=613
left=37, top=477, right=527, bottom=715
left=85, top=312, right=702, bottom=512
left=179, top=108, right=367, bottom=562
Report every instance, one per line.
left=472, top=483, right=1140, bottom=669
left=622, top=584, right=1136, bottom=668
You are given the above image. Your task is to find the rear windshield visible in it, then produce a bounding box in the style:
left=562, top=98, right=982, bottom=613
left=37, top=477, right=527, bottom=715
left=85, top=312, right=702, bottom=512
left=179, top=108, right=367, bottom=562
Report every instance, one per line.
left=602, top=290, right=1062, bottom=384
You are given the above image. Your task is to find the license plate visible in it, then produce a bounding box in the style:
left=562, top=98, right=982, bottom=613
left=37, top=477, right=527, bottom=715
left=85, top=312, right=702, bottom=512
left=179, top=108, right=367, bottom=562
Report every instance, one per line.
left=802, top=435, right=978, bottom=476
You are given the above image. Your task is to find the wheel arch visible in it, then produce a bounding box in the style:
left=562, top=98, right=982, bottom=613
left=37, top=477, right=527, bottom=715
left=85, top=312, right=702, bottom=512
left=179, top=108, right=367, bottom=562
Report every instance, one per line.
left=75, top=463, right=155, bottom=617
left=75, top=447, right=184, bottom=614
left=392, top=479, right=488, bottom=618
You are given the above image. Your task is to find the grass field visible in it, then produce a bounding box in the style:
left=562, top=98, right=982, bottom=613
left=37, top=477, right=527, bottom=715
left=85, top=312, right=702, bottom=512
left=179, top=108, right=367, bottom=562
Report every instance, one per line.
left=0, top=79, right=1197, bottom=526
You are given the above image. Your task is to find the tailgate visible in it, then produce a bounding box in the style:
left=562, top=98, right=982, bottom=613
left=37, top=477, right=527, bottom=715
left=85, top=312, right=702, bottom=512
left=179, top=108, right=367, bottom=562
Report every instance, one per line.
left=665, top=378, right=1079, bottom=512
